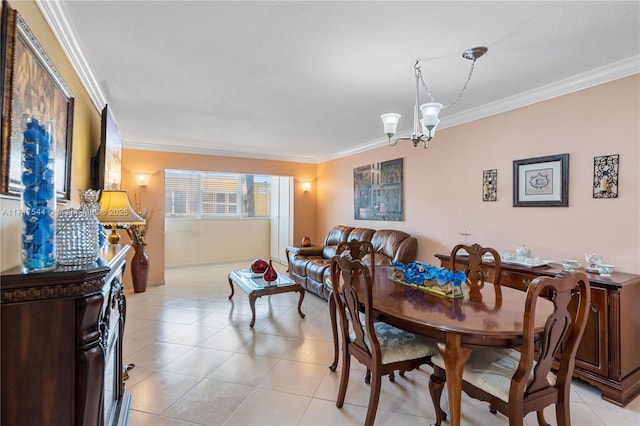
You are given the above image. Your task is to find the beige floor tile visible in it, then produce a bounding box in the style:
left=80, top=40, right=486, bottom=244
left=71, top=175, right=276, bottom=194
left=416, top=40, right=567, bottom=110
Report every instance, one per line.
left=199, top=328, right=256, bottom=352
left=224, top=388, right=311, bottom=425
left=128, top=371, right=200, bottom=414
left=127, top=341, right=193, bottom=370
left=159, top=323, right=225, bottom=346
left=207, top=352, right=279, bottom=386
left=128, top=409, right=200, bottom=425
left=162, top=378, right=254, bottom=425
left=161, top=346, right=234, bottom=378
left=257, top=359, right=327, bottom=397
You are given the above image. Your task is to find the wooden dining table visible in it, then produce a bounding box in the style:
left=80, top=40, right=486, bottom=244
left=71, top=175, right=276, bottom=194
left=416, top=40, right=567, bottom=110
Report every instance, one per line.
left=330, top=266, right=554, bottom=426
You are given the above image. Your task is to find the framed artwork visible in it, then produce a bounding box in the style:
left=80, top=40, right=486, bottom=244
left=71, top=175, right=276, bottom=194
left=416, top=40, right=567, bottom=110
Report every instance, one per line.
left=513, top=153, right=569, bottom=207
left=354, top=157, right=403, bottom=221
left=1, top=3, right=75, bottom=200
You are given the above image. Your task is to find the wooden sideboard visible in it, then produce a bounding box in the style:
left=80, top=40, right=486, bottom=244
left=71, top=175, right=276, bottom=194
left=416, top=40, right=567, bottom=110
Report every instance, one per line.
left=436, top=254, right=640, bottom=407
left=1, top=244, right=131, bottom=425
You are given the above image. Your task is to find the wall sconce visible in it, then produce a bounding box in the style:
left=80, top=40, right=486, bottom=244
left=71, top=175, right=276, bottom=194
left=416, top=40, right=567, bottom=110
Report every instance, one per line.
left=482, top=169, right=497, bottom=202
left=135, top=173, right=151, bottom=187
left=301, top=181, right=312, bottom=192
left=593, top=155, right=619, bottom=199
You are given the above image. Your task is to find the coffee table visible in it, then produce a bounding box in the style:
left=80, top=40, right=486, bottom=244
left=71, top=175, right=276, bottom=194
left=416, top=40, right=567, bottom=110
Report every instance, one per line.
left=227, top=269, right=306, bottom=327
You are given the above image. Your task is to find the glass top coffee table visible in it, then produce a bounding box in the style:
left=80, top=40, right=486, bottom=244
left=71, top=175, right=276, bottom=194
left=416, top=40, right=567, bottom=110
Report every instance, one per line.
left=227, top=269, right=306, bottom=328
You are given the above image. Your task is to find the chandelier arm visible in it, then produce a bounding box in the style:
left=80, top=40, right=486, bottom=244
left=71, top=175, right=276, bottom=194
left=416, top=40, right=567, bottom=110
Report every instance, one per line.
left=412, top=63, right=422, bottom=137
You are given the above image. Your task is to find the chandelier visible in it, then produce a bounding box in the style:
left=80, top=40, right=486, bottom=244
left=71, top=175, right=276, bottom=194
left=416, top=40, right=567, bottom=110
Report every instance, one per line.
left=381, top=46, right=488, bottom=149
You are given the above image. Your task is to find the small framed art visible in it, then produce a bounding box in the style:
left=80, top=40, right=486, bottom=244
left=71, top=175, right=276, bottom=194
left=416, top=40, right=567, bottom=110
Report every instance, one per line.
left=513, top=153, right=569, bottom=207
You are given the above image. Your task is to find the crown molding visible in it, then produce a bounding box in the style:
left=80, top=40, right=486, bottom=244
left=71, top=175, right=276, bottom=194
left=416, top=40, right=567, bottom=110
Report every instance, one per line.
left=36, top=0, right=106, bottom=112
left=38, top=1, right=639, bottom=163
left=124, top=141, right=319, bottom=164
left=439, top=55, right=640, bottom=130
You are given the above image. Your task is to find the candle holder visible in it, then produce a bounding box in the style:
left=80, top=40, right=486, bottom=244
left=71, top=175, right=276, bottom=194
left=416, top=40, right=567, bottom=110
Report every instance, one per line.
left=593, top=154, right=619, bottom=198
left=482, top=169, right=497, bottom=202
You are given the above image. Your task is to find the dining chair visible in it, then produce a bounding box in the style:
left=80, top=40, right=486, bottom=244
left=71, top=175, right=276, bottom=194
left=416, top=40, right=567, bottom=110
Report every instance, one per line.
left=428, top=271, right=591, bottom=426
left=331, top=254, right=439, bottom=426
left=450, top=243, right=503, bottom=294
left=328, top=240, right=375, bottom=373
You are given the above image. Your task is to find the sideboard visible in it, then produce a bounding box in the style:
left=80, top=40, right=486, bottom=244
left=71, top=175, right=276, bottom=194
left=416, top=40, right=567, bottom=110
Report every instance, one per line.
left=1, top=244, right=131, bottom=425
left=436, top=254, right=640, bottom=407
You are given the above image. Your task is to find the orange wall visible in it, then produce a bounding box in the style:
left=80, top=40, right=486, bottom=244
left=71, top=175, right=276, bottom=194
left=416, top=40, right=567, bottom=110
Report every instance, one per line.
left=120, top=150, right=318, bottom=285
left=318, top=75, right=640, bottom=274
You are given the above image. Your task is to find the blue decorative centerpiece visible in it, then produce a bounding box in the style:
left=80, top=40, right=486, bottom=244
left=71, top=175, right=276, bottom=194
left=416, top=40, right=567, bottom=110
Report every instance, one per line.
left=21, top=114, right=56, bottom=272
left=388, top=261, right=467, bottom=299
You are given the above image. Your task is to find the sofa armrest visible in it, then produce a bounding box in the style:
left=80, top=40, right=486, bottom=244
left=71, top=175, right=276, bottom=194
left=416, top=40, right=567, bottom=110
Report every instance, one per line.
left=286, top=245, right=323, bottom=257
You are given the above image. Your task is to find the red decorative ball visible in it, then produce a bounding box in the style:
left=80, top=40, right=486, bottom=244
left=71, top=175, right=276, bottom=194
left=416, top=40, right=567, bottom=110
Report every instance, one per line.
left=251, top=259, right=268, bottom=274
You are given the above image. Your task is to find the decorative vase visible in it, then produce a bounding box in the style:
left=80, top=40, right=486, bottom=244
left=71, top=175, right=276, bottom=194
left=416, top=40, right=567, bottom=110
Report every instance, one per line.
left=263, top=260, right=278, bottom=282
left=131, top=244, right=149, bottom=293
left=21, top=114, right=56, bottom=272
left=56, top=189, right=101, bottom=265
left=301, top=236, right=311, bottom=247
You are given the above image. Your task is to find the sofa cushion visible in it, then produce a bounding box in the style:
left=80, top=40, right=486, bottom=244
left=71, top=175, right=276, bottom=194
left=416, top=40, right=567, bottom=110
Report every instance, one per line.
left=348, top=228, right=375, bottom=243
left=307, top=258, right=332, bottom=283
left=322, top=226, right=354, bottom=259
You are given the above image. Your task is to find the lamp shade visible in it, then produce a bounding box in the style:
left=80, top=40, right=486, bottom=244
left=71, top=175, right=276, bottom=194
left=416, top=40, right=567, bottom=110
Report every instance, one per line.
left=419, top=103, right=443, bottom=129
left=380, top=113, right=401, bottom=136
left=96, top=190, right=145, bottom=225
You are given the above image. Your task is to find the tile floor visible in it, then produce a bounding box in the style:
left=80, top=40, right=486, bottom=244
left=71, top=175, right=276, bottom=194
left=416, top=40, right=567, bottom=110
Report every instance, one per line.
left=124, top=262, right=640, bottom=425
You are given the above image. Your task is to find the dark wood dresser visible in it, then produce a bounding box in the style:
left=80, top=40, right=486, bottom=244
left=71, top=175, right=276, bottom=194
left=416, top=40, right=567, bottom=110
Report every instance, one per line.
left=436, top=253, right=640, bottom=407
left=1, top=244, right=131, bottom=425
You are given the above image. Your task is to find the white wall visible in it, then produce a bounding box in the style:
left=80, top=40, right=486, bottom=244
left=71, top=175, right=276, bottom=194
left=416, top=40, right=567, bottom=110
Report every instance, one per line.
left=164, top=218, right=270, bottom=267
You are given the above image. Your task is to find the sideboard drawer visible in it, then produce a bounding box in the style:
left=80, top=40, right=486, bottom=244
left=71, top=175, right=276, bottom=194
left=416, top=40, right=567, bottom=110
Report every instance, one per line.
left=499, top=270, right=538, bottom=292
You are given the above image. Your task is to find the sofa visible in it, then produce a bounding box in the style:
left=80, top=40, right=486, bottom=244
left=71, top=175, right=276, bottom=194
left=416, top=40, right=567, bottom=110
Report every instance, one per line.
left=287, top=225, right=418, bottom=300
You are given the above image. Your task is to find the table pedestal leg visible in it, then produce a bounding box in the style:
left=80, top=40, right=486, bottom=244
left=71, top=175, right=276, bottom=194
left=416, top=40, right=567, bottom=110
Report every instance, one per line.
left=438, top=334, right=471, bottom=426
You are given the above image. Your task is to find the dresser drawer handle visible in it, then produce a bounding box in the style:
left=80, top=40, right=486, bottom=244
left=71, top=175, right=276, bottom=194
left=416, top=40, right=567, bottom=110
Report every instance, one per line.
left=523, top=279, right=532, bottom=286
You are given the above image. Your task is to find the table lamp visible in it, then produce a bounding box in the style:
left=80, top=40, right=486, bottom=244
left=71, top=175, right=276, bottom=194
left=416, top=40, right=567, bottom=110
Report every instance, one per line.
left=96, top=190, right=145, bottom=244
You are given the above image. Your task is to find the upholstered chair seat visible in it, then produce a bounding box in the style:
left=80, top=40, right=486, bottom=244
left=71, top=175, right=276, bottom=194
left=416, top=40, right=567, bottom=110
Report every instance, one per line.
left=431, top=348, right=557, bottom=403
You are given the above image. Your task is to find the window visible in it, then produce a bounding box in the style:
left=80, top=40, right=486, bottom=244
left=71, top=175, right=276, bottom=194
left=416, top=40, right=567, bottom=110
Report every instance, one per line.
left=165, top=170, right=271, bottom=219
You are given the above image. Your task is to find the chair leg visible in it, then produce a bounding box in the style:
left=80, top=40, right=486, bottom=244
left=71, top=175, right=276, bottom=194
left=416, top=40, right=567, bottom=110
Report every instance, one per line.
left=556, top=400, right=570, bottom=426
left=336, top=349, right=350, bottom=408
left=428, top=370, right=446, bottom=426
left=398, top=370, right=405, bottom=377
left=364, top=368, right=371, bottom=384
left=364, top=372, right=382, bottom=426
left=388, top=371, right=395, bottom=382
left=328, top=296, right=339, bottom=371
left=537, top=410, right=550, bottom=426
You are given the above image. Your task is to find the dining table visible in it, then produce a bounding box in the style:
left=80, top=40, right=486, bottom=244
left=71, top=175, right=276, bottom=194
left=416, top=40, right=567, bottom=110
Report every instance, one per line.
left=330, top=265, right=555, bottom=426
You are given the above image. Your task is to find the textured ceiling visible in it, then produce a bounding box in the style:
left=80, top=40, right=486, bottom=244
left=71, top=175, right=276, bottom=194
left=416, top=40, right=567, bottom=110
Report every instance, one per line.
left=41, top=1, right=640, bottom=163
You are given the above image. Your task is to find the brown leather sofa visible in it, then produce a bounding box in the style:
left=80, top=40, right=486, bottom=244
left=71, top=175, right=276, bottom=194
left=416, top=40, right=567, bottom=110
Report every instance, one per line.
left=287, top=225, right=418, bottom=300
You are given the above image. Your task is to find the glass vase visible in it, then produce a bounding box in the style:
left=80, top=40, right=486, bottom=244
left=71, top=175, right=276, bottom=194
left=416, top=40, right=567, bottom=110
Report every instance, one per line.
left=21, top=114, right=56, bottom=272
left=56, top=189, right=101, bottom=266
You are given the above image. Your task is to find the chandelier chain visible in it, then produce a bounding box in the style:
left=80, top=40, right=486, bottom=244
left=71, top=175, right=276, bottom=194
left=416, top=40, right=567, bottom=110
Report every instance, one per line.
left=418, top=58, right=478, bottom=109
